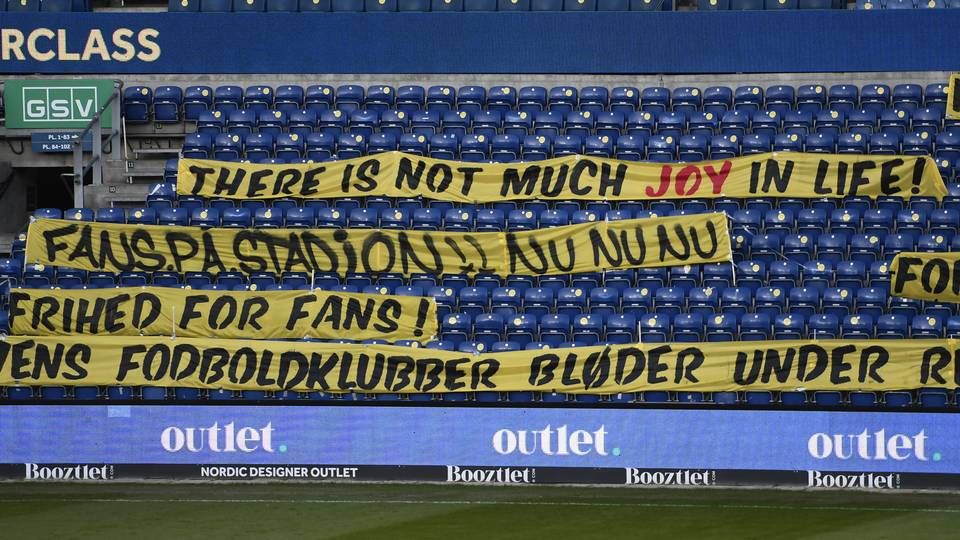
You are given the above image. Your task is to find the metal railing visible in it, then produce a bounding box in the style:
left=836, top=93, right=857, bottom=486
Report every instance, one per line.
left=72, top=80, right=124, bottom=208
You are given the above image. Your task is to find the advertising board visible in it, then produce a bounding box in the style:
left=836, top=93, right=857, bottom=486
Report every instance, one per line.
left=1, top=405, right=958, bottom=489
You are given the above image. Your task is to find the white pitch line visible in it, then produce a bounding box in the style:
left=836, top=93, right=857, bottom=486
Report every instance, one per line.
left=1, top=498, right=959, bottom=514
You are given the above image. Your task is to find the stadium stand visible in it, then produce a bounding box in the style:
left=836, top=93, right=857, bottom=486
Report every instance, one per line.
left=0, top=0, right=957, bottom=416
left=0, top=78, right=956, bottom=408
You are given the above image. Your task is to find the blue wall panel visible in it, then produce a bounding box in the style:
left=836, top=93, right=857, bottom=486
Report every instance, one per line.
left=0, top=11, right=953, bottom=74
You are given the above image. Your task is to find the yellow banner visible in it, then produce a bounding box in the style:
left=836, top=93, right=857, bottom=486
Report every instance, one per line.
left=177, top=152, right=946, bottom=201
left=25, top=214, right=731, bottom=276
left=0, top=337, right=954, bottom=393
left=890, top=252, right=960, bottom=302
left=7, top=287, right=437, bottom=342
left=947, top=73, right=960, bottom=120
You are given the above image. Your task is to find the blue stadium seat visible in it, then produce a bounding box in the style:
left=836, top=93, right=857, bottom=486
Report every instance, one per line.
left=677, top=135, right=710, bottom=162
left=884, top=392, right=913, bottom=407
left=183, top=86, right=213, bottom=120
left=213, top=85, right=243, bottom=113
left=842, top=314, right=874, bottom=338
left=610, top=86, right=640, bottom=116
left=153, top=86, right=183, bottom=122
left=703, top=314, right=734, bottom=341
left=639, top=313, right=669, bottom=342
left=123, top=87, right=152, bottom=123
left=673, top=313, right=704, bottom=342
left=828, top=84, right=859, bottom=113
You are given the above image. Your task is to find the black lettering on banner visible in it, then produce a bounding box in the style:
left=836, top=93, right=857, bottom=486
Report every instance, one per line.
left=170, top=344, right=200, bottom=381
left=910, top=157, right=927, bottom=196
left=849, top=161, right=877, bottom=197
left=395, top=157, right=427, bottom=194
left=443, top=358, right=468, bottom=391
left=879, top=158, right=904, bottom=196
left=657, top=222, right=719, bottom=263
left=582, top=347, right=611, bottom=390
left=41, top=222, right=78, bottom=261
left=507, top=233, right=548, bottom=275
left=615, top=347, right=645, bottom=386
left=501, top=165, right=541, bottom=197
left=592, top=228, right=624, bottom=268
left=300, top=165, right=325, bottom=196
left=186, top=165, right=216, bottom=195
left=28, top=216, right=726, bottom=277
left=215, top=166, right=245, bottom=197
left=246, top=168, right=274, bottom=198
left=892, top=256, right=922, bottom=295
left=277, top=351, right=308, bottom=390
left=35, top=297, right=61, bottom=333
left=529, top=353, right=559, bottom=386
left=373, top=299, right=402, bottom=334
left=798, top=345, right=828, bottom=382
left=829, top=344, right=856, bottom=385
left=762, top=158, right=794, bottom=194
left=277, top=168, right=304, bottom=197
left=103, top=294, right=129, bottom=333
left=860, top=345, right=888, bottom=384
left=11, top=287, right=433, bottom=342
left=920, top=257, right=949, bottom=294
left=7, top=338, right=952, bottom=392
left=920, top=347, right=952, bottom=385
left=6, top=291, right=27, bottom=330
left=165, top=232, right=200, bottom=273
left=458, top=167, right=481, bottom=196
left=544, top=165, right=569, bottom=198
left=426, top=162, right=453, bottom=194
left=675, top=347, right=703, bottom=384
left=399, top=232, right=443, bottom=275
left=63, top=344, right=90, bottom=380
left=354, top=353, right=383, bottom=391
left=130, top=229, right=165, bottom=271
left=599, top=162, right=626, bottom=197
left=951, top=79, right=960, bottom=119
left=116, top=344, right=146, bottom=382
left=461, top=235, right=491, bottom=274
left=353, top=159, right=380, bottom=193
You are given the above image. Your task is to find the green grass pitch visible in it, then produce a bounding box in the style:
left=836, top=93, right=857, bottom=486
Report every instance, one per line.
left=0, top=483, right=957, bottom=539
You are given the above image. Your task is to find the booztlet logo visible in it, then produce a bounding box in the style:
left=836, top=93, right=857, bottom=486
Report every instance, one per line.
left=25, top=464, right=114, bottom=481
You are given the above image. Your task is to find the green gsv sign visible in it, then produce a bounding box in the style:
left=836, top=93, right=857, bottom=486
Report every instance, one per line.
left=5, top=79, right=114, bottom=129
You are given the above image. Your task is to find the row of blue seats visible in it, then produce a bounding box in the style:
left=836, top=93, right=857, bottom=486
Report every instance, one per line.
left=0, top=300, right=954, bottom=342
left=135, top=183, right=960, bottom=215
left=168, top=0, right=672, bottom=11
left=0, top=0, right=86, bottom=10
left=32, top=190, right=960, bottom=224
left=25, top=204, right=960, bottom=241
left=37, top=191, right=960, bottom=221
left=856, top=0, right=958, bottom=7
left=66, top=192, right=960, bottom=219
left=186, top=108, right=958, bottom=141
left=387, top=285, right=939, bottom=321
left=431, top=311, right=960, bottom=342
left=1, top=386, right=953, bottom=408
left=0, top=276, right=940, bottom=323
left=180, top=132, right=960, bottom=164
left=121, top=83, right=947, bottom=122
left=0, top=258, right=905, bottom=294
left=698, top=0, right=840, bottom=7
